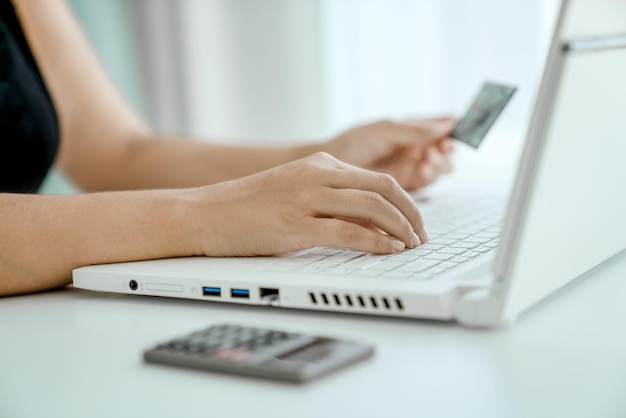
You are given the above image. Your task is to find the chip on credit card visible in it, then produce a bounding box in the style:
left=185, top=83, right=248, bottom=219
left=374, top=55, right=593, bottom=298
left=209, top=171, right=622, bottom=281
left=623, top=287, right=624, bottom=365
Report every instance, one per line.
left=452, top=82, right=517, bottom=149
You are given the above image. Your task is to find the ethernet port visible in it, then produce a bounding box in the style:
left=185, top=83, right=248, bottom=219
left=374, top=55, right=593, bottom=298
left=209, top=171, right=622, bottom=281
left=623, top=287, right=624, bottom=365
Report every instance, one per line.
left=259, top=288, right=279, bottom=303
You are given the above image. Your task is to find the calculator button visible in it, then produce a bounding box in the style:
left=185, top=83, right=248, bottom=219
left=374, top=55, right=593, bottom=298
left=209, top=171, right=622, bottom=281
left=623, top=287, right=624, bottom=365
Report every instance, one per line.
left=212, top=347, right=253, bottom=363
left=167, top=340, right=186, bottom=350
left=186, top=343, right=205, bottom=353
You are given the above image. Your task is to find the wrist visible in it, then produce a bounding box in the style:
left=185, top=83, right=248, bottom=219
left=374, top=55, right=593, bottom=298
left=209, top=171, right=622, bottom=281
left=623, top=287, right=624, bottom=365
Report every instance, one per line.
left=165, top=188, right=208, bottom=257
left=285, top=142, right=328, bottom=161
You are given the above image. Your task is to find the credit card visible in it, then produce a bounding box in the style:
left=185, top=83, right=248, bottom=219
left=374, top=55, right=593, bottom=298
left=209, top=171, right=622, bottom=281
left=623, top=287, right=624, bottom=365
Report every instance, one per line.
left=452, top=82, right=517, bottom=148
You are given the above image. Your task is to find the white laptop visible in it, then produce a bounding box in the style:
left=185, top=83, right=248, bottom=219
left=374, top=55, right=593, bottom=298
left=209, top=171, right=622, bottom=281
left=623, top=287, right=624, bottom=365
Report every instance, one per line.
left=73, top=0, right=626, bottom=327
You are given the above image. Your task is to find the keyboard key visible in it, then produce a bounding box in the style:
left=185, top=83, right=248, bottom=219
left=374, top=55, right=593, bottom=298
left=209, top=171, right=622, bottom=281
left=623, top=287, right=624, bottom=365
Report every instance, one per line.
left=439, top=262, right=460, bottom=270
left=453, top=229, right=482, bottom=235
left=411, top=249, right=434, bottom=256
left=464, top=237, right=491, bottom=244
left=367, top=261, right=406, bottom=271
left=398, top=259, right=440, bottom=272
left=325, top=252, right=366, bottom=263
left=474, top=232, right=499, bottom=239
left=382, top=271, right=412, bottom=280
left=307, top=248, right=343, bottom=256
left=352, top=260, right=384, bottom=270
left=281, top=258, right=316, bottom=266
left=419, top=243, right=445, bottom=251
left=450, top=242, right=479, bottom=249
left=429, top=238, right=458, bottom=245
left=389, top=252, right=423, bottom=261
left=422, top=253, right=454, bottom=261
left=442, top=233, right=470, bottom=240
left=438, top=248, right=467, bottom=255
left=295, top=254, right=328, bottom=261
left=314, top=261, right=341, bottom=268
left=345, top=254, right=386, bottom=269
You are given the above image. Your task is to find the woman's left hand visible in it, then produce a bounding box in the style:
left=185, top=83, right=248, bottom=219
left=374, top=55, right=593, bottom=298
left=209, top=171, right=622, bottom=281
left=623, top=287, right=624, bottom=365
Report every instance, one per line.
left=325, top=117, right=456, bottom=190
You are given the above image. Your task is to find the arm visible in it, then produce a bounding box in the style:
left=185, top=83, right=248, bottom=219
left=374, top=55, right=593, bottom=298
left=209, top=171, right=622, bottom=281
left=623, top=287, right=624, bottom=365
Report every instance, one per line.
left=14, top=0, right=322, bottom=191
left=14, top=0, right=454, bottom=192
left=0, top=189, right=201, bottom=296
left=1, top=153, right=427, bottom=297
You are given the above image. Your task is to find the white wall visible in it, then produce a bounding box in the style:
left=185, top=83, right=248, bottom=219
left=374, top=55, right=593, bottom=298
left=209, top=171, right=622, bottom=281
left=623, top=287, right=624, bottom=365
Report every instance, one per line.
left=177, top=0, right=327, bottom=143
left=175, top=0, right=560, bottom=144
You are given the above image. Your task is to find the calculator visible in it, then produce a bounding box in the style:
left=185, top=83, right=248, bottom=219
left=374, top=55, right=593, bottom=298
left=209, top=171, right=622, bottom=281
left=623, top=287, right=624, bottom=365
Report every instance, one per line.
left=143, top=324, right=374, bottom=383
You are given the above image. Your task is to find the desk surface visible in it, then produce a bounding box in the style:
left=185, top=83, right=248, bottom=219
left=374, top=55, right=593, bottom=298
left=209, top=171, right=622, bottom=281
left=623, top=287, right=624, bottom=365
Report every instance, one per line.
left=3, top=143, right=626, bottom=418
left=2, top=250, right=626, bottom=418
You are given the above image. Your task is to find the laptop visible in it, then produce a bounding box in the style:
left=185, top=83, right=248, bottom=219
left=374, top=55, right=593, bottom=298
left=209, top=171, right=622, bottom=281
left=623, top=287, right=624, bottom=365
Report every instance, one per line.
left=73, top=0, right=626, bottom=327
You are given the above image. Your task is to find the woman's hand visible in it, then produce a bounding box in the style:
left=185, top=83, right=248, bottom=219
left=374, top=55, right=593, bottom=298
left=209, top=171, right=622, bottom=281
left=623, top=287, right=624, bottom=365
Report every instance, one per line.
left=325, top=118, right=456, bottom=190
left=194, top=152, right=428, bottom=257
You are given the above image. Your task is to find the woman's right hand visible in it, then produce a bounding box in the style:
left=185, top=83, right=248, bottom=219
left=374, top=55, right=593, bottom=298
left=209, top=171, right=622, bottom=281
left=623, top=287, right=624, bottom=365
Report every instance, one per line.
left=192, top=152, right=428, bottom=257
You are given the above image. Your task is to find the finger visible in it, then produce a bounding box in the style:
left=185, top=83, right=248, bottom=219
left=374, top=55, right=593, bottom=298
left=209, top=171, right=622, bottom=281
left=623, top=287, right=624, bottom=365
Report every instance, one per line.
left=404, top=149, right=453, bottom=191
left=437, top=138, right=456, bottom=154
left=425, top=146, right=454, bottom=175
left=410, top=123, right=454, bottom=144
left=430, top=115, right=459, bottom=124
left=435, top=153, right=454, bottom=174
left=312, top=218, right=408, bottom=255
left=403, top=115, right=457, bottom=126
left=313, top=188, right=420, bottom=248
left=404, top=162, right=437, bottom=191
left=402, top=138, right=452, bottom=165
left=371, top=120, right=452, bottom=148
left=403, top=118, right=457, bottom=140
left=418, top=163, right=438, bottom=185
left=307, top=151, right=346, bottom=169
left=348, top=220, right=385, bottom=234
left=378, top=122, right=437, bottom=146
left=423, top=147, right=442, bottom=166
left=325, top=168, right=427, bottom=242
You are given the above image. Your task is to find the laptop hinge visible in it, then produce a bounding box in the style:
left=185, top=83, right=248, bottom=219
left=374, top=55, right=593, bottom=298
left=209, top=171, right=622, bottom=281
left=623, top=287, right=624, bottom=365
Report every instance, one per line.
left=455, top=280, right=511, bottom=328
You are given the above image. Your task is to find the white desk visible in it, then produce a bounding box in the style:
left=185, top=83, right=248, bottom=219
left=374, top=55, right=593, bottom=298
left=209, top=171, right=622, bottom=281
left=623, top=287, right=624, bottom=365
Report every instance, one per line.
left=3, top=141, right=626, bottom=418
left=1, top=250, right=626, bottom=418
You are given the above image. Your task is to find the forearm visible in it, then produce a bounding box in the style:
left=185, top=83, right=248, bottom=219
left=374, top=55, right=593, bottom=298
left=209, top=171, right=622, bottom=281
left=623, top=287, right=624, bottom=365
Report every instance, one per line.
left=0, top=190, right=202, bottom=296
left=92, top=136, right=326, bottom=191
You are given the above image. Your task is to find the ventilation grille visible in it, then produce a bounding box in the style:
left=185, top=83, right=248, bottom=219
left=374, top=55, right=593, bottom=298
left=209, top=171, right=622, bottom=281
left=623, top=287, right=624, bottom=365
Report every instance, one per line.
left=308, top=291, right=404, bottom=311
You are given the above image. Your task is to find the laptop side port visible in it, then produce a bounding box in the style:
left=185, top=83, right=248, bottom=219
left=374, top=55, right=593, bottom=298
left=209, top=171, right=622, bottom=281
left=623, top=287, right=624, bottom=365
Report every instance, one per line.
left=230, top=288, right=250, bottom=299
left=259, top=288, right=279, bottom=305
left=202, top=287, right=221, bottom=297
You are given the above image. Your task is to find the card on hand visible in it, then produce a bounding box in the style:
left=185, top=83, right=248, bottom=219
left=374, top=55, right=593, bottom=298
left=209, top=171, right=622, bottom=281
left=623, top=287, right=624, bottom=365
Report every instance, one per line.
left=452, top=82, right=517, bottom=149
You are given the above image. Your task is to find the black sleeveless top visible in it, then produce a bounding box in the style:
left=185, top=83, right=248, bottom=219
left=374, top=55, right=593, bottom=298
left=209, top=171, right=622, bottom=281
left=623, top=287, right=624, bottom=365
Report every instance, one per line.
left=0, top=1, right=59, bottom=193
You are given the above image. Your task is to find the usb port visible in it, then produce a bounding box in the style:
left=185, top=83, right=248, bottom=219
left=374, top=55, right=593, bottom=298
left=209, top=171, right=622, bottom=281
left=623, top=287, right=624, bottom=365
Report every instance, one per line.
left=230, top=288, right=250, bottom=299
left=202, top=287, right=221, bottom=297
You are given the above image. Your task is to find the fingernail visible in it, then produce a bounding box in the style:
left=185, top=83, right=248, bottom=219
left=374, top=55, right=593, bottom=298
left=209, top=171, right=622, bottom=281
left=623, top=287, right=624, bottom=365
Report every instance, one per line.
left=420, top=226, right=429, bottom=243
left=391, top=240, right=406, bottom=253
left=412, top=232, right=421, bottom=248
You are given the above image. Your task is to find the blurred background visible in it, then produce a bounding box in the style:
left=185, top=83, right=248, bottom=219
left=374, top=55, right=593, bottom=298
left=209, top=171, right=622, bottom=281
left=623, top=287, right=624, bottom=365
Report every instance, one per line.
left=42, top=0, right=560, bottom=193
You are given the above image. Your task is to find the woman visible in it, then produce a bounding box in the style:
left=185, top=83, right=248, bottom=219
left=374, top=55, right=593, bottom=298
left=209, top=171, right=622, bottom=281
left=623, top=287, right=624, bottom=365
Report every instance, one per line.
left=0, top=0, right=455, bottom=297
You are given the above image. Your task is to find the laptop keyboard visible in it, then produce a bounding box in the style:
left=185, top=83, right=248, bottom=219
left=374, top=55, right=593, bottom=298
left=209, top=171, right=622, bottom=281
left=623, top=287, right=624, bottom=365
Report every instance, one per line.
left=263, top=195, right=506, bottom=281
